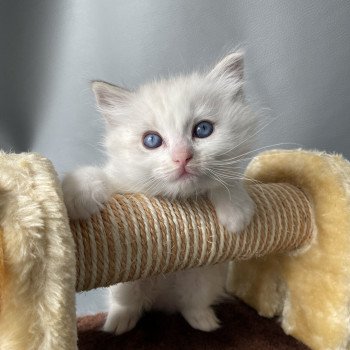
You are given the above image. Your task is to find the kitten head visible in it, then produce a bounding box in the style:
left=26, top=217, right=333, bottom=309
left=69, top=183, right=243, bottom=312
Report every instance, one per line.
left=92, top=51, right=256, bottom=198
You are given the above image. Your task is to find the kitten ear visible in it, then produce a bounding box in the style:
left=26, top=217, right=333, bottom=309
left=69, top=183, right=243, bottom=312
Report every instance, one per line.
left=91, top=81, right=132, bottom=126
left=207, top=51, right=245, bottom=97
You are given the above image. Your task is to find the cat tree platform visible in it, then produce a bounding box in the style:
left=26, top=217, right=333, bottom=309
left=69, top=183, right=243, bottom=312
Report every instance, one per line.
left=0, top=149, right=350, bottom=350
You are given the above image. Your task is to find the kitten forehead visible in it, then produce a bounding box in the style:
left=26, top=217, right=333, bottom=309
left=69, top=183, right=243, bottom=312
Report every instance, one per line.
left=138, top=73, right=206, bottom=109
left=132, top=73, right=218, bottom=129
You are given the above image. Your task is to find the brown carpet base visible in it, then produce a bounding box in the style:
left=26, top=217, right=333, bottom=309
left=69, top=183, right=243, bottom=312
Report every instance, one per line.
left=77, top=300, right=309, bottom=350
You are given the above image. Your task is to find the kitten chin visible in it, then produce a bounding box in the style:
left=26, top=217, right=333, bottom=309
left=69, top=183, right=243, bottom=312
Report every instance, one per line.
left=62, top=50, right=257, bottom=334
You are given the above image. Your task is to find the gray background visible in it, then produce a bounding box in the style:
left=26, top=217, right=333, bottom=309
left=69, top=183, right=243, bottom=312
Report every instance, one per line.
left=1, top=0, right=350, bottom=314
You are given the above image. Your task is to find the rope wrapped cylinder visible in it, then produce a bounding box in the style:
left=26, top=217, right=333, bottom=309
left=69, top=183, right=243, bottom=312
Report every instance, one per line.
left=71, top=182, right=314, bottom=292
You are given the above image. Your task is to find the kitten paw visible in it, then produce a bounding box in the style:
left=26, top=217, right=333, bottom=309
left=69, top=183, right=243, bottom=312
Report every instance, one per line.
left=215, top=197, right=255, bottom=233
left=182, top=307, right=220, bottom=332
left=103, top=307, right=141, bottom=335
left=62, top=167, right=112, bottom=219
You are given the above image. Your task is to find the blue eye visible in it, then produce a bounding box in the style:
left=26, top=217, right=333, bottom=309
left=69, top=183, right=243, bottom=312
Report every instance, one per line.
left=193, top=121, right=214, bottom=138
left=143, top=132, right=163, bottom=149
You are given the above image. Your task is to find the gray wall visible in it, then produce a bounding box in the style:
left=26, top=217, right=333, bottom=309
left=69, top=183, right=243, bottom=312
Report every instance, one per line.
left=1, top=0, right=350, bottom=314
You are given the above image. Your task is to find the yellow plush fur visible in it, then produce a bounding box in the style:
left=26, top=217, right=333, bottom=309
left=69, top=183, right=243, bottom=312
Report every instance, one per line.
left=228, top=150, right=350, bottom=350
left=0, top=227, right=4, bottom=311
left=0, top=153, right=77, bottom=350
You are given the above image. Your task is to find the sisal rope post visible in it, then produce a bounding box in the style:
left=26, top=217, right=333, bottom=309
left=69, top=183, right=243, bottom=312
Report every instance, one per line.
left=70, top=183, right=314, bottom=292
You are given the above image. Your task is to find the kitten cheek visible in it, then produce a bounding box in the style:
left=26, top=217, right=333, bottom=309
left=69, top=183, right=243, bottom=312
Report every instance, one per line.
left=151, top=165, right=166, bottom=181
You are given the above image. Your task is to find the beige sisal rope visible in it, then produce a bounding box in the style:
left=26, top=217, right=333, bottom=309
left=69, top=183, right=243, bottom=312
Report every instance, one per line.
left=70, top=183, right=314, bottom=292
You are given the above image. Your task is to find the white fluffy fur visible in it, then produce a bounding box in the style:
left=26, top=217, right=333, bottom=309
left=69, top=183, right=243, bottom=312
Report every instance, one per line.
left=62, top=51, right=256, bottom=334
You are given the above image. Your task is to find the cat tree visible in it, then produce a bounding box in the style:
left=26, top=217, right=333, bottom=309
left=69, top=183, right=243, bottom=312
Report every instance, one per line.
left=0, top=149, right=350, bottom=350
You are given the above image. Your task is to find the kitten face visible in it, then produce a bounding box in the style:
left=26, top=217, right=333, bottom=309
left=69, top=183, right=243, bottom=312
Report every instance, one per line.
left=93, top=52, right=256, bottom=198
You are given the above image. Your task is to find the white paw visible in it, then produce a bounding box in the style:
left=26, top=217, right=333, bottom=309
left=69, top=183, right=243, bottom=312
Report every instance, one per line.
left=215, top=197, right=255, bottom=233
left=103, top=307, right=141, bottom=335
left=62, top=167, right=111, bottom=219
left=182, top=307, right=220, bottom=332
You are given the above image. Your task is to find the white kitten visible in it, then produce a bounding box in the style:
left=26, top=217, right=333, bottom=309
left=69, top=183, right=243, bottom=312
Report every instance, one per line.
left=62, top=51, right=256, bottom=333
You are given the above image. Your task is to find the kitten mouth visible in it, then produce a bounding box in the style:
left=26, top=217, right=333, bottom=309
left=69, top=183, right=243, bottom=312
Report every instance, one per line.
left=176, top=167, right=196, bottom=181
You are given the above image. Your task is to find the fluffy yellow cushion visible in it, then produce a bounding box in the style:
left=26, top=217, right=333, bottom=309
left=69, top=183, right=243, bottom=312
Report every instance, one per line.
left=228, top=149, right=350, bottom=350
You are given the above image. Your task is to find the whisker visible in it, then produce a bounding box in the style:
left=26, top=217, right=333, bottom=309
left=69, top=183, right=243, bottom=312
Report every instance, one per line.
left=215, top=142, right=302, bottom=164
left=215, top=117, right=277, bottom=158
left=128, top=176, right=160, bottom=194
left=203, top=168, right=231, bottom=200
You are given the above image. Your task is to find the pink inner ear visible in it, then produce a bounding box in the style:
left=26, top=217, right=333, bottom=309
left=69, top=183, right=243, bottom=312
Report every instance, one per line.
left=171, top=144, right=193, bottom=166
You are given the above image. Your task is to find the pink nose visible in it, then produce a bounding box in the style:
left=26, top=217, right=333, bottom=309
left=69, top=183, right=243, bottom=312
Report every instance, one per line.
left=172, top=150, right=193, bottom=166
